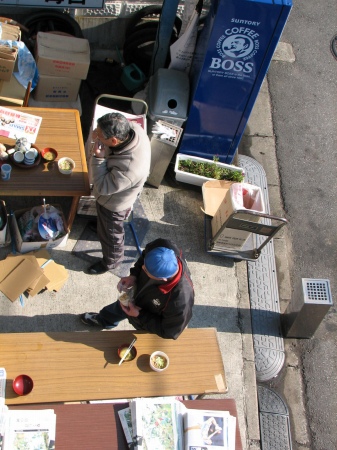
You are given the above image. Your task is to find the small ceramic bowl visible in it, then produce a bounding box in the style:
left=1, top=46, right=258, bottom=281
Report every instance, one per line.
left=13, top=374, right=34, bottom=396
left=118, top=344, right=137, bottom=362
left=150, top=351, right=169, bottom=372
left=41, top=147, right=58, bottom=162
left=58, top=157, right=75, bottom=175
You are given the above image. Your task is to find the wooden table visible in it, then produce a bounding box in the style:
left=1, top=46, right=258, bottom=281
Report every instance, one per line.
left=1, top=328, right=227, bottom=405
left=11, top=399, right=243, bottom=450
left=0, top=107, right=90, bottom=228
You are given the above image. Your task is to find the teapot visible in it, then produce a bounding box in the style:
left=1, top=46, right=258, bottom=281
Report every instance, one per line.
left=15, top=137, right=31, bottom=153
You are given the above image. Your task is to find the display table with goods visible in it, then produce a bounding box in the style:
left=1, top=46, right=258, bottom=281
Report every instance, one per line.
left=8, top=399, right=243, bottom=450
left=0, top=107, right=90, bottom=229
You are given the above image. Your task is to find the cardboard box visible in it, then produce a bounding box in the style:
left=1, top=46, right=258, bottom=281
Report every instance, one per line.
left=202, top=180, right=234, bottom=217
left=0, top=255, right=45, bottom=302
left=36, top=32, right=90, bottom=80
left=33, top=74, right=81, bottom=102
left=0, top=250, right=68, bottom=301
left=202, top=181, right=265, bottom=250
left=28, top=249, right=68, bottom=293
left=0, top=23, right=20, bottom=81
left=0, top=46, right=18, bottom=82
left=0, top=22, right=21, bottom=41
left=0, top=75, right=27, bottom=106
left=13, top=205, right=69, bottom=253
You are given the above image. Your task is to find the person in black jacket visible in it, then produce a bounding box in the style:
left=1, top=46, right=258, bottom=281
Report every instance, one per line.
left=80, top=238, right=194, bottom=339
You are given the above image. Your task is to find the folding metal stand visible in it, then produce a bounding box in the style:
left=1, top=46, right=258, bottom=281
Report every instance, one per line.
left=205, top=209, right=288, bottom=261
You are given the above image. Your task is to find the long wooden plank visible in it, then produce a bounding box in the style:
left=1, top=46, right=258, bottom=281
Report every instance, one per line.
left=1, top=328, right=227, bottom=405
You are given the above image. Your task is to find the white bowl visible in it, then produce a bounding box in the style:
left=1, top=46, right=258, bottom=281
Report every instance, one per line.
left=149, top=351, right=169, bottom=372
left=58, top=157, right=75, bottom=175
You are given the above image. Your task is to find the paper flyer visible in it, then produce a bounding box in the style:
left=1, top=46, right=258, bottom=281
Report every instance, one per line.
left=0, top=106, right=42, bottom=143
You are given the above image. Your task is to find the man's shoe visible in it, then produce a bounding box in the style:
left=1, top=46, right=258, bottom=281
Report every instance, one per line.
left=81, top=312, right=102, bottom=327
left=87, top=261, right=108, bottom=275
left=87, top=220, right=97, bottom=234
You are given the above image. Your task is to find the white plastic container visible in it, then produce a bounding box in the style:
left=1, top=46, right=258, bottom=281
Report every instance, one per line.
left=174, top=153, right=244, bottom=186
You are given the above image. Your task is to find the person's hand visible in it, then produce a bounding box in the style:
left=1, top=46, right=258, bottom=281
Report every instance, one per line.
left=120, top=301, right=141, bottom=317
left=92, top=140, right=105, bottom=158
left=117, top=275, right=137, bottom=292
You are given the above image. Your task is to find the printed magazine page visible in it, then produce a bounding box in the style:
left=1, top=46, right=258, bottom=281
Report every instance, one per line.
left=119, top=399, right=237, bottom=450
left=118, top=407, right=134, bottom=449
left=129, top=398, right=183, bottom=450
left=183, top=409, right=236, bottom=450
left=0, top=405, right=8, bottom=450
left=3, top=409, right=56, bottom=450
left=0, top=106, right=42, bottom=143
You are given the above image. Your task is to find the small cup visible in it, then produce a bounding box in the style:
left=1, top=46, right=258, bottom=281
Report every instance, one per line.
left=13, top=151, right=24, bottom=163
left=24, top=149, right=36, bottom=165
left=31, top=148, right=39, bottom=159
left=1, top=164, right=12, bottom=180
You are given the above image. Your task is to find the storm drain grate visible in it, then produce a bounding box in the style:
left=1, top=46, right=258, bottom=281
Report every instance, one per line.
left=302, top=278, right=332, bottom=304
left=258, top=385, right=292, bottom=450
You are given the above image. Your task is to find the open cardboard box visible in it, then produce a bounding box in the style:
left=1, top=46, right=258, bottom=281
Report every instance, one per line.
left=0, top=22, right=21, bottom=41
left=202, top=180, right=235, bottom=217
left=0, top=249, right=68, bottom=302
left=0, top=47, right=18, bottom=82
left=202, top=180, right=265, bottom=250
left=13, top=204, right=69, bottom=253
left=0, top=22, right=20, bottom=82
left=0, top=75, right=28, bottom=106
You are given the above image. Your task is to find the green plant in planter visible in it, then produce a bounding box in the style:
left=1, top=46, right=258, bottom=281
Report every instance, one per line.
left=178, top=156, right=244, bottom=182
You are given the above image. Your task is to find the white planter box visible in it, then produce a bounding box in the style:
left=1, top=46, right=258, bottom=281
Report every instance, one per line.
left=174, top=153, right=244, bottom=186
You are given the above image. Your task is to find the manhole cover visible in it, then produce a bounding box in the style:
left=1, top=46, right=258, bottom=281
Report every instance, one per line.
left=331, top=34, right=337, bottom=60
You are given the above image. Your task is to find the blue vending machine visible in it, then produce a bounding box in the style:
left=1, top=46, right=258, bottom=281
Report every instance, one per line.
left=178, top=0, right=292, bottom=163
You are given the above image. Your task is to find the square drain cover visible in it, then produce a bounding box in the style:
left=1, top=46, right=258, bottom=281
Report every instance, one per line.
left=302, top=278, right=332, bottom=305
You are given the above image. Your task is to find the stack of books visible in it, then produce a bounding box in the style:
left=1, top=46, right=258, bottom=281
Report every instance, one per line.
left=118, top=397, right=236, bottom=450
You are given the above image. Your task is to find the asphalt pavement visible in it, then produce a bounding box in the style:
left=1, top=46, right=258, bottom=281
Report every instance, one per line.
left=267, top=1, right=337, bottom=449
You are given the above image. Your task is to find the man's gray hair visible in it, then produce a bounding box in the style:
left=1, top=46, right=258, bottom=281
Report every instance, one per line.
left=97, top=112, right=131, bottom=141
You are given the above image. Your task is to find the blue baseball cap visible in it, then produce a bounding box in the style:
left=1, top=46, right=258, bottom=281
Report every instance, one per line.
left=144, top=247, right=178, bottom=279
